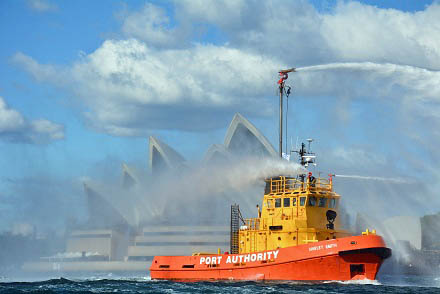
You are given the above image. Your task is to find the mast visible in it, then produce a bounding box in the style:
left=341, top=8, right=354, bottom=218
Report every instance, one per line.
left=279, top=80, right=283, bottom=158
left=277, top=68, right=295, bottom=158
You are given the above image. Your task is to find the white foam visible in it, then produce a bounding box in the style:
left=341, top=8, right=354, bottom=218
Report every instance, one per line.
left=325, top=279, right=381, bottom=285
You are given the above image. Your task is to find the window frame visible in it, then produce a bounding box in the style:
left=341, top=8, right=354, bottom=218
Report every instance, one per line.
left=267, top=199, right=273, bottom=208
left=329, top=198, right=336, bottom=208
left=318, top=197, right=327, bottom=207
left=308, top=196, right=317, bottom=207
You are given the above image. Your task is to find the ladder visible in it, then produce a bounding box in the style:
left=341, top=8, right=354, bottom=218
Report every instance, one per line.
left=230, top=204, right=240, bottom=254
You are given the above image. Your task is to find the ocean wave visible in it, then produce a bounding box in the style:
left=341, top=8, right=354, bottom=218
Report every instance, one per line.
left=2, top=276, right=440, bottom=294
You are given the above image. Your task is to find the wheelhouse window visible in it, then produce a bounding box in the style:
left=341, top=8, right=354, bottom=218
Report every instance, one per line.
left=300, top=197, right=306, bottom=206
left=283, top=198, right=290, bottom=207
left=275, top=198, right=281, bottom=208
left=318, top=197, right=327, bottom=207
left=308, top=196, right=317, bottom=206
left=329, top=198, right=337, bottom=208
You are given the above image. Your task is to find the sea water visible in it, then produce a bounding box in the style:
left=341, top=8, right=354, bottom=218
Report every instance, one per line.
left=1, top=273, right=439, bottom=293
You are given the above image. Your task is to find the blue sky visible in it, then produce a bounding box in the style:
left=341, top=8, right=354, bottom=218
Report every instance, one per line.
left=1, top=0, right=439, bottom=232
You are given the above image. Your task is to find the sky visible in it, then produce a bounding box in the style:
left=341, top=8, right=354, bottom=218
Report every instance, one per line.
left=1, top=0, right=440, bottom=233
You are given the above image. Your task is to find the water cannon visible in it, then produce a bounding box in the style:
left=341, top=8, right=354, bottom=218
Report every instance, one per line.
left=279, top=68, right=296, bottom=74
left=278, top=68, right=296, bottom=85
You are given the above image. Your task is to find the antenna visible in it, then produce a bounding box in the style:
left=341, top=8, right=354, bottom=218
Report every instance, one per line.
left=290, top=137, right=293, bottom=155
left=293, top=138, right=316, bottom=168
left=307, top=138, right=313, bottom=153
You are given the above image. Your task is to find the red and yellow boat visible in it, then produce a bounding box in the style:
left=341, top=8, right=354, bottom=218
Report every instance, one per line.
left=150, top=69, right=391, bottom=281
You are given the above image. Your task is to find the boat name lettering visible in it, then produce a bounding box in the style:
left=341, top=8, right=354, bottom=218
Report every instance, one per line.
left=326, top=243, right=337, bottom=249
left=199, top=250, right=279, bottom=265
left=309, top=243, right=337, bottom=252
left=199, top=256, right=223, bottom=265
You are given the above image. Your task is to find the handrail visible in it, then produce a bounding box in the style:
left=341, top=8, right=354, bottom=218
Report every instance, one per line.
left=266, top=176, right=332, bottom=194
left=240, top=218, right=261, bottom=231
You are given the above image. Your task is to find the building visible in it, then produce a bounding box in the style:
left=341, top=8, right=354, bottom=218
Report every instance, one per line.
left=420, top=213, right=440, bottom=251
left=127, top=226, right=229, bottom=261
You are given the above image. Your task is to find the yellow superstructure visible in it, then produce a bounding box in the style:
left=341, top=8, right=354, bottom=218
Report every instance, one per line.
left=239, top=174, right=350, bottom=253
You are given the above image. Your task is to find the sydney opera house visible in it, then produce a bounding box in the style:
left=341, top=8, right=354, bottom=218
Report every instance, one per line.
left=24, top=113, right=280, bottom=272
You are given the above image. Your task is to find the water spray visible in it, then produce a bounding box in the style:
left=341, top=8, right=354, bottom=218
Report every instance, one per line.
left=334, top=174, right=411, bottom=184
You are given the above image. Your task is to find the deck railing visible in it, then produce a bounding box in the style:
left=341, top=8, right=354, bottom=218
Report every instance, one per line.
left=267, top=176, right=332, bottom=194
left=241, top=218, right=262, bottom=231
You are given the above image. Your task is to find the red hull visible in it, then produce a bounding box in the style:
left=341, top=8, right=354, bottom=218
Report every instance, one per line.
left=150, top=234, right=391, bottom=281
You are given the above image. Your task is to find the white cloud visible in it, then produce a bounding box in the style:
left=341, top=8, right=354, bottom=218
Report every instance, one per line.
left=175, top=0, right=249, bottom=29
left=0, top=96, right=64, bottom=144
left=0, top=98, right=26, bottom=132
left=14, top=40, right=282, bottom=135
left=13, top=1, right=440, bottom=140
left=27, top=0, right=57, bottom=12
left=121, top=3, right=187, bottom=48
left=321, top=2, right=440, bottom=68
left=29, top=119, right=65, bottom=141
left=175, top=1, right=440, bottom=69
left=11, top=52, right=65, bottom=85
left=175, top=0, right=328, bottom=65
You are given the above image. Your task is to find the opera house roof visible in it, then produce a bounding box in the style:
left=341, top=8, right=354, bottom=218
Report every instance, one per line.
left=84, top=113, right=277, bottom=229
left=224, top=113, right=277, bottom=158
left=149, top=136, right=186, bottom=174
left=122, top=163, right=138, bottom=189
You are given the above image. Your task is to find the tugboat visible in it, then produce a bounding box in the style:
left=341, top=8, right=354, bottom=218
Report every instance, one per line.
left=150, top=69, right=391, bottom=281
